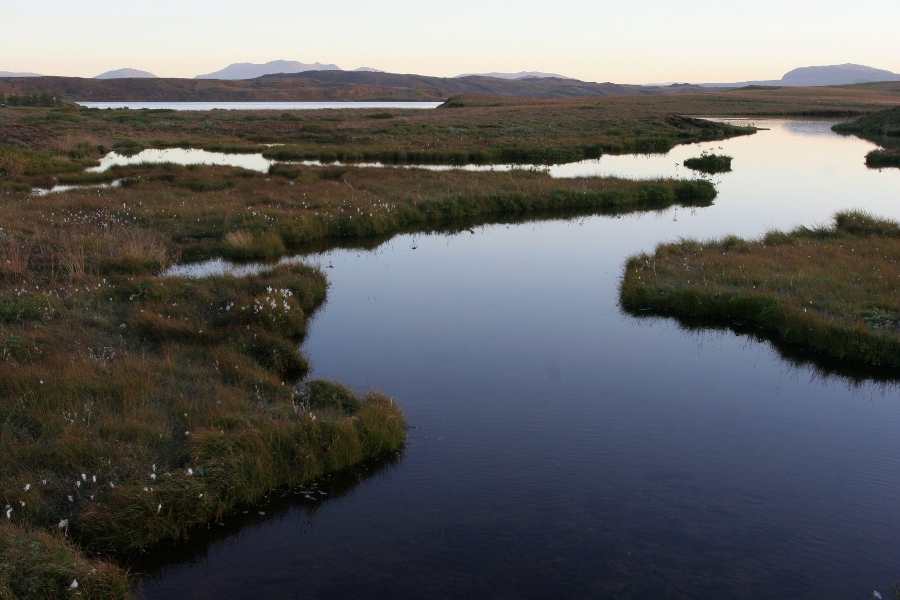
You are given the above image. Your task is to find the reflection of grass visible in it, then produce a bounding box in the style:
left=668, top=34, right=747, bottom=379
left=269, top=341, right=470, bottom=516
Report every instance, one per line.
left=621, top=211, right=900, bottom=367
left=683, top=152, right=732, bottom=174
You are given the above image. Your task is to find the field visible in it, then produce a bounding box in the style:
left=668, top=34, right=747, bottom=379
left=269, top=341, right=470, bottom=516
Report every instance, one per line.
left=1, top=86, right=898, bottom=598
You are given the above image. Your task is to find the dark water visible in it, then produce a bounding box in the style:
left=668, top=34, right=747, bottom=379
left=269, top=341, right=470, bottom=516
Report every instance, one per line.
left=138, top=120, right=900, bottom=599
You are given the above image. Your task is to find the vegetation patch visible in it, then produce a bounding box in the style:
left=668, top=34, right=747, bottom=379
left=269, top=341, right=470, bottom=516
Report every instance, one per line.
left=866, top=148, right=900, bottom=168
left=620, top=210, right=900, bottom=367
left=683, top=152, right=733, bottom=174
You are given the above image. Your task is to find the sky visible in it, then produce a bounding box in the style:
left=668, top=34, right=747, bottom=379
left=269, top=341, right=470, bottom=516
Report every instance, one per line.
left=3, top=0, right=900, bottom=83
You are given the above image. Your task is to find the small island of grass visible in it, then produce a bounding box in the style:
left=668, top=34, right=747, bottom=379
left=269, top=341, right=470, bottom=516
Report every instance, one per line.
left=866, top=148, right=900, bottom=168
left=620, top=211, right=900, bottom=367
left=683, top=152, right=733, bottom=174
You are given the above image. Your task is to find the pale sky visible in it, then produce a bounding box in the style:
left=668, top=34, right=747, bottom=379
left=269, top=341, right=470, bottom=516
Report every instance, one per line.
left=4, top=0, right=900, bottom=83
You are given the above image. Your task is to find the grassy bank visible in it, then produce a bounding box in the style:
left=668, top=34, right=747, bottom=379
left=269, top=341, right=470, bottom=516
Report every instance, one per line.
left=620, top=211, right=900, bottom=367
left=833, top=105, right=900, bottom=168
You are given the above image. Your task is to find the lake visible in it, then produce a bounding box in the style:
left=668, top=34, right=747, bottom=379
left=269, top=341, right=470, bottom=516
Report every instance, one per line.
left=75, top=101, right=443, bottom=111
left=137, top=119, right=900, bottom=599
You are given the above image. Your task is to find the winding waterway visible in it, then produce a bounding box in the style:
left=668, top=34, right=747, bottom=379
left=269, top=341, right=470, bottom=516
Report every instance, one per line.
left=138, top=120, right=900, bottom=599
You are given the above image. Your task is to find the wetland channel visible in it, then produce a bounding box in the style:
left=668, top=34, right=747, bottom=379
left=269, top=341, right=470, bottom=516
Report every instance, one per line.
left=136, top=119, right=900, bottom=599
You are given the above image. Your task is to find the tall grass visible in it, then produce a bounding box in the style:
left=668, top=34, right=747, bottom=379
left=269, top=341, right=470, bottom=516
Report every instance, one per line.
left=0, top=522, right=131, bottom=600
left=620, top=211, right=900, bottom=366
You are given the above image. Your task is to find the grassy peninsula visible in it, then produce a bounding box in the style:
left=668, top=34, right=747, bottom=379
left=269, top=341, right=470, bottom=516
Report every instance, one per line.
left=833, top=105, right=900, bottom=168
left=621, top=211, right=900, bottom=367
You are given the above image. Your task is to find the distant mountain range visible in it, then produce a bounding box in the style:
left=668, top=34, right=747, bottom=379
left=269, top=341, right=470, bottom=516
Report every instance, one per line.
left=699, top=63, right=900, bottom=88
left=195, top=60, right=341, bottom=80
left=3, top=62, right=899, bottom=101
left=455, top=71, right=574, bottom=80
left=0, top=71, right=43, bottom=77
left=95, top=68, right=158, bottom=79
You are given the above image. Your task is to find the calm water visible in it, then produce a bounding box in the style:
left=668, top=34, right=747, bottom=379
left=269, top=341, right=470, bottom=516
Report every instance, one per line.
left=139, top=120, right=900, bottom=599
left=76, top=101, right=443, bottom=111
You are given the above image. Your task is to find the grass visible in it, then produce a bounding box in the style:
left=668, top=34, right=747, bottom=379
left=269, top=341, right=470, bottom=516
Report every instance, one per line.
left=866, top=148, right=900, bottom=168
left=1, top=522, right=131, bottom=599
left=620, top=211, right=900, bottom=367
left=683, top=152, right=732, bottom=174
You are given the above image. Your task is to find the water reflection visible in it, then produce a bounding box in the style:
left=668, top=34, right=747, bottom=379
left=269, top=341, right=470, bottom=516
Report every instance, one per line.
left=133, top=451, right=402, bottom=586
left=31, top=179, right=123, bottom=196
left=622, top=307, right=900, bottom=389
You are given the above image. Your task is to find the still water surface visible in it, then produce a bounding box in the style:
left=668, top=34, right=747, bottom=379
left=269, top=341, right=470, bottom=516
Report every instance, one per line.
left=140, top=120, right=900, bottom=599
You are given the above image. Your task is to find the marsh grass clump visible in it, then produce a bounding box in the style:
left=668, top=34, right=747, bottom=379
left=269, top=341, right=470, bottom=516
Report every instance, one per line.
left=0, top=522, right=131, bottom=600
left=621, top=210, right=900, bottom=366
left=866, top=148, right=900, bottom=168
left=223, top=230, right=286, bottom=259
left=684, top=152, right=733, bottom=174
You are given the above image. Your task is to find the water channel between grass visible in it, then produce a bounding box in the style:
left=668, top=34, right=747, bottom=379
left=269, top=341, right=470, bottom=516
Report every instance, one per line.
left=137, top=119, right=900, bottom=600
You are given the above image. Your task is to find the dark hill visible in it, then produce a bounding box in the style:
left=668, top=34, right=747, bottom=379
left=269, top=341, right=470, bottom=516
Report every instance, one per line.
left=0, top=72, right=718, bottom=102
left=262, top=70, right=715, bottom=98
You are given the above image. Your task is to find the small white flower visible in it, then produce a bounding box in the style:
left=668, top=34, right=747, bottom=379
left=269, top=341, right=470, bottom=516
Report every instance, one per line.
left=186, top=468, right=193, bottom=476
left=81, top=474, right=86, bottom=481
left=58, top=519, right=69, bottom=529
left=23, top=484, right=30, bottom=492
left=874, top=592, right=882, bottom=600
left=68, top=495, right=73, bottom=502
left=92, top=475, right=96, bottom=483
left=69, top=579, right=78, bottom=589
left=157, top=503, right=162, bottom=514
left=150, top=473, right=156, bottom=480
left=5, top=506, right=11, bottom=519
